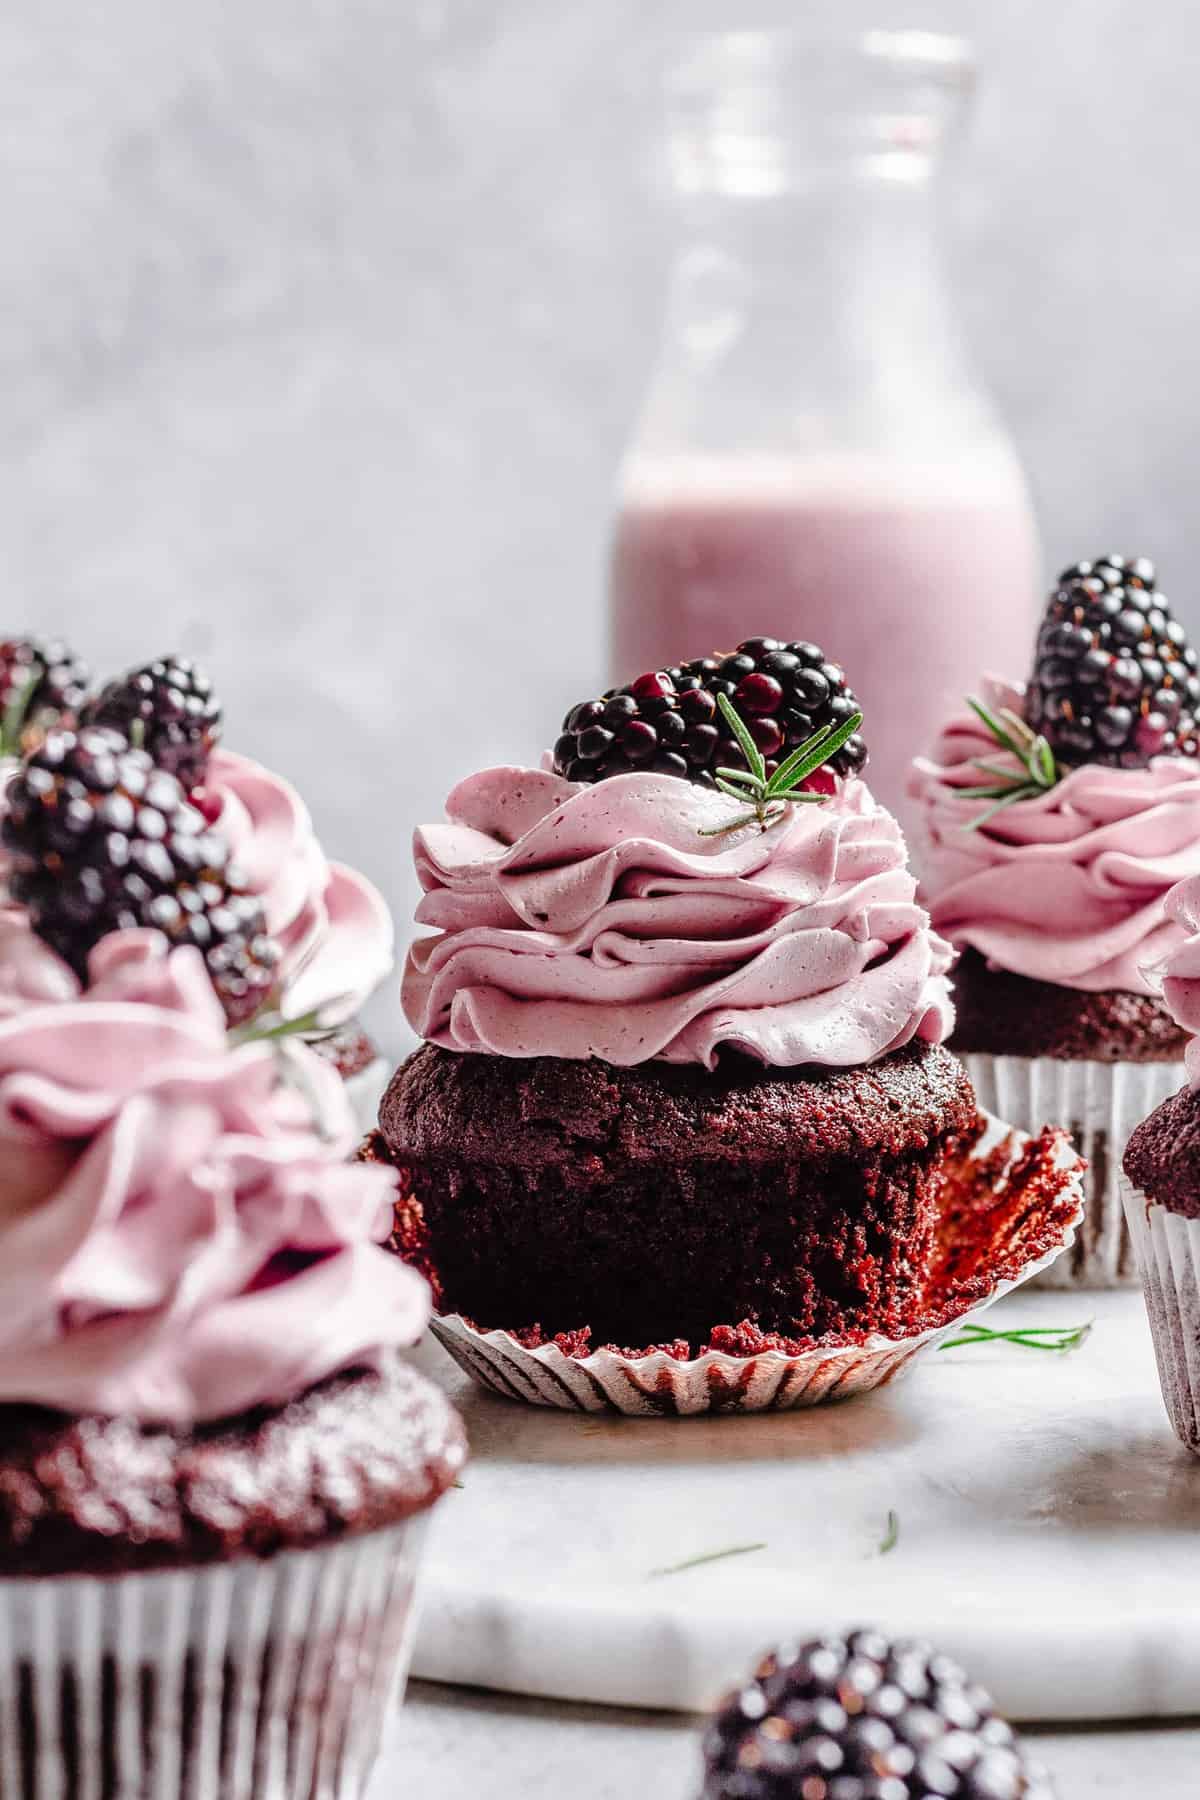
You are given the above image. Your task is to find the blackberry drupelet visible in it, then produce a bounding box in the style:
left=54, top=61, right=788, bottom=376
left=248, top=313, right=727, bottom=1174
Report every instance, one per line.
left=553, top=638, right=867, bottom=788
left=1026, top=555, right=1200, bottom=768
left=81, top=655, right=222, bottom=790
left=0, top=637, right=90, bottom=753
left=2, top=727, right=280, bottom=1024
left=701, top=1629, right=1056, bottom=1800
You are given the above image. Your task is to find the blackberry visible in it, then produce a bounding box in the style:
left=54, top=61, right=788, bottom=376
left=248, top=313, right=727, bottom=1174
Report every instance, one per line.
left=81, top=655, right=222, bottom=790
left=2, top=727, right=280, bottom=1025
left=554, top=638, right=867, bottom=788
left=1027, top=556, right=1200, bottom=768
left=0, top=637, right=90, bottom=754
left=701, top=1628, right=1056, bottom=1800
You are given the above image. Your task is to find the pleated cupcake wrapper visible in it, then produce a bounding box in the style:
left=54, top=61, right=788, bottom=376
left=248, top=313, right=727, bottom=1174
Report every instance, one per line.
left=0, top=1515, right=428, bottom=1800
left=1121, top=1177, right=1200, bottom=1456
left=962, top=1053, right=1185, bottom=1291
left=428, top=1117, right=1085, bottom=1417
left=342, top=1058, right=391, bottom=1136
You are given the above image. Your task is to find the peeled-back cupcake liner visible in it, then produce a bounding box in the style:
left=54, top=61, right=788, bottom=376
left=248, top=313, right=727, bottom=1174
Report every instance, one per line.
left=0, top=1516, right=429, bottom=1800
left=425, top=1116, right=1085, bottom=1417
left=1121, top=1175, right=1200, bottom=1455
left=962, top=1052, right=1185, bottom=1291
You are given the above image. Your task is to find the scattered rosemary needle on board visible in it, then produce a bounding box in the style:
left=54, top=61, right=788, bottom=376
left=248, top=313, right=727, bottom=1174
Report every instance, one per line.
left=649, top=1542, right=767, bottom=1580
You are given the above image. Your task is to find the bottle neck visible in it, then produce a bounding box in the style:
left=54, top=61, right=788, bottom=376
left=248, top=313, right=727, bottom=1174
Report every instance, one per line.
left=636, top=167, right=989, bottom=465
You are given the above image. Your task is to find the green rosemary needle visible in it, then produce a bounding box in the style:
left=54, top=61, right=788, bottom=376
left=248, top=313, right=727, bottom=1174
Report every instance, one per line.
left=699, top=694, right=864, bottom=839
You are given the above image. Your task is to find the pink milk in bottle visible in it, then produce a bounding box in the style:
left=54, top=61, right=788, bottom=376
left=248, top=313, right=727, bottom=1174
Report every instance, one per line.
left=610, top=30, right=1042, bottom=827
left=611, top=450, right=1041, bottom=822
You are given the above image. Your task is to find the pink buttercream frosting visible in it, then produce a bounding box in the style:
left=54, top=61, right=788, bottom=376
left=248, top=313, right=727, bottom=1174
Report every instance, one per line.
left=909, top=678, right=1200, bottom=994
left=1159, top=879, right=1200, bottom=1085
left=0, top=918, right=427, bottom=1424
left=402, top=766, right=954, bottom=1069
left=0, top=748, right=393, bottom=1026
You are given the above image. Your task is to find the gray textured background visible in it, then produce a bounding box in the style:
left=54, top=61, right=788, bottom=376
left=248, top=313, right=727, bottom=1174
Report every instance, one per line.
left=1, top=0, right=1194, bottom=1041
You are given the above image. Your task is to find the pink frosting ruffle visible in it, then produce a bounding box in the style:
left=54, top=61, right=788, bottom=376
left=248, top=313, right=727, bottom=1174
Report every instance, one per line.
left=909, top=680, right=1200, bottom=994
left=402, top=766, right=953, bottom=1070
left=200, top=750, right=393, bottom=1022
left=1159, top=878, right=1200, bottom=1086
left=0, top=918, right=426, bottom=1424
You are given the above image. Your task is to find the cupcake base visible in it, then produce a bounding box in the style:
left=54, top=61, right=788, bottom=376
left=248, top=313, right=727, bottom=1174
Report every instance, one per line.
left=389, top=1114, right=1084, bottom=1416
left=1121, top=1175, right=1200, bottom=1455
left=0, top=1519, right=428, bottom=1800
left=964, top=1052, right=1184, bottom=1290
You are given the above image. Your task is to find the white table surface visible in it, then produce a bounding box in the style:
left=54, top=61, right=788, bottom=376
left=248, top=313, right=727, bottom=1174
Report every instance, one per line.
left=385, top=1681, right=1200, bottom=1797
left=409, top=1287, right=1200, bottom=1720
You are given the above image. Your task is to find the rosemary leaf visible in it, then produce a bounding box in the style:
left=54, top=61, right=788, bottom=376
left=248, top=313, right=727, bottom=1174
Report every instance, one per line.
left=715, top=692, right=766, bottom=784
left=764, top=721, right=835, bottom=793
left=697, top=810, right=763, bottom=838
left=650, top=1542, right=766, bottom=1580
left=939, top=1321, right=1093, bottom=1353
left=967, top=696, right=1024, bottom=757
left=767, top=711, right=863, bottom=797
left=878, top=1510, right=900, bottom=1555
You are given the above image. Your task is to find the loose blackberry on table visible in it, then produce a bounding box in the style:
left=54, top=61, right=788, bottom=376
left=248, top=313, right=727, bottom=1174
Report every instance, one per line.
left=701, top=1628, right=1055, bottom=1799
left=2, top=727, right=279, bottom=1024
left=1026, top=555, right=1200, bottom=768
left=81, top=655, right=222, bottom=790
left=553, top=637, right=868, bottom=787
left=0, top=637, right=90, bottom=754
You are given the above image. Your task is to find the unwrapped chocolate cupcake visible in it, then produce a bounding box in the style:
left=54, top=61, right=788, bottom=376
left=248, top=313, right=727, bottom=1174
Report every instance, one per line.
left=1123, top=874, right=1200, bottom=1454
left=0, top=922, right=464, bottom=1797
left=376, top=640, right=1081, bottom=1413
left=910, top=555, right=1200, bottom=1289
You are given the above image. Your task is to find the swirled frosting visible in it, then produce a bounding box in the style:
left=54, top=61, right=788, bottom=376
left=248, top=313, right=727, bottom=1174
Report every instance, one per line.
left=909, top=679, right=1200, bottom=993
left=0, top=917, right=427, bottom=1424
left=0, top=749, right=393, bottom=1027
left=200, top=750, right=392, bottom=1022
left=1159, top=878, right=1200, bottom=1085
left=402, top=766, right=953, bottom=1069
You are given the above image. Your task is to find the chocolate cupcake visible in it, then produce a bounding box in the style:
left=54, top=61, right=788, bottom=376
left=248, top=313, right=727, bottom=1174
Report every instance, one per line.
left=910, top=555, right=1200, bottom=1289
left=1122, top=875, right=1200, bottom=1453
left=0, top=923, right=464, bottom=1796
left=375, top=640, right=1022, bottom=1410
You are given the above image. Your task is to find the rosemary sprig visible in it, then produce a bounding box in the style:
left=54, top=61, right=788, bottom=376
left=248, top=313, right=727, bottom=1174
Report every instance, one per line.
left=878, top=1510, right=900, bottom=1555
left=226, top=1004, right=332, bottom=1048
left=959, top=697, right=1060, bottom=830
left=699, top=694, right=864, bottom=839
left=0, top=669, right=41, bottom=759
left=649, top=1541, right=767, bottom=1579
left=939, top=1321, right=1093, bottom=1353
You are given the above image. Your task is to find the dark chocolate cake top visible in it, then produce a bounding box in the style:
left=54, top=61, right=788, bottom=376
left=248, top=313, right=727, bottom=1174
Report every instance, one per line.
left=0, top=1354, right=465, bottom=1577
left=381, top=1039, right=976, bottom=1172
left=951, top=949, right=1188, bottom=1063
left=1124, top=1082, right=1200, bottom=1217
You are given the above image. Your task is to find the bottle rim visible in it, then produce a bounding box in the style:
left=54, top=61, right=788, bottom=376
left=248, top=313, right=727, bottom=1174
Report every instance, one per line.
left=664, top=26, right=975, bottom=198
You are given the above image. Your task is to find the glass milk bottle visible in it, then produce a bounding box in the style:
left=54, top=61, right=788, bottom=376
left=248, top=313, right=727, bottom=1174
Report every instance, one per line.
left=609, top=29, right=1041, bottom=823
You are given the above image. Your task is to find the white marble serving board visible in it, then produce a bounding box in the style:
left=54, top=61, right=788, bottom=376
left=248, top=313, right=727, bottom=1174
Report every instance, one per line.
left=410, top=1288, right=1200, bottom=1722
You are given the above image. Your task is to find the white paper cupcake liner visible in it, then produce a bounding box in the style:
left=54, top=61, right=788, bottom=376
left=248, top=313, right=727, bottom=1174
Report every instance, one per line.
left=427, top=1116, right=1085, bottom=1417
left=1121, top=1175, right=1200, bottom=1455
left=0, top=1515, right=429, bottom=1800
left=963, top=1053, right=1185, bottom=1291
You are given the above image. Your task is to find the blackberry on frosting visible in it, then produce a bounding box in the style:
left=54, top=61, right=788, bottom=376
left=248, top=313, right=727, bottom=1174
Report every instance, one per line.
left=1, top=726, right=280, bottom=1025
left=1025, top=555, right=1200, bottom=769
left=553, top=637, right=868, bottom=787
